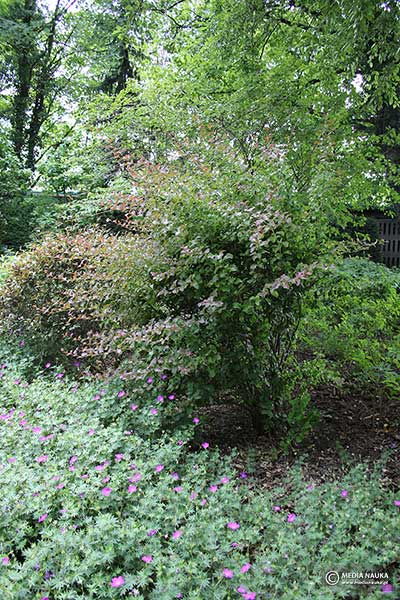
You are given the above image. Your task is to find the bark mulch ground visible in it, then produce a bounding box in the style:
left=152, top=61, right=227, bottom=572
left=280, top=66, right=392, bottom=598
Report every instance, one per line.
left=195, top=385, right=400, bottom=490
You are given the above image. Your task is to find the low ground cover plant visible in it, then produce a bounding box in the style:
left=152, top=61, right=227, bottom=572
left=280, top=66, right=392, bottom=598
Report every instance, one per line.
left=0, top=365, right=399, bottom=599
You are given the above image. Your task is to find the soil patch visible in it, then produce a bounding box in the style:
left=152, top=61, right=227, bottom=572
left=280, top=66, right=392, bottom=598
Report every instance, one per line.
left=195, top=385, right=400, bottom=489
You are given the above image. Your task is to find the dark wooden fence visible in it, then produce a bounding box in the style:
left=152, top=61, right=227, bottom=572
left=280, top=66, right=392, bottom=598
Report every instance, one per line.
left=376, top=217, right=400, bottom=267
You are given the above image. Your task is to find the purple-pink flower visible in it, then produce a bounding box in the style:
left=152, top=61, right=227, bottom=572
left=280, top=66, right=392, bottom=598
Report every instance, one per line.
left=1, top=556, right=10, bottom=565
left=117, top=390, right=126, bottom=398
left=38, top=513, right=48, bottom=523
left=150, top=408, right=158, bottom=416
left=155, top=464, right=164, bottom=473
left=142, top=555, right=153, bottom=563
left=131, top=404, right=138, bottom=411
left=227, top=521, right=240, bottom=530
left=172, top=530, right=182, bottom=539
left=287, top=513, right=297, bottom=522
left=394, top=500, right=400, bottom=507
left=36, top=455, right=48, bottom=463
left=223, top=568, right=234, bottom=578
left=101, top=487, right=112, bottom=496
left=201, top=442, right=209, bottom=449
left=128, top=485, right=137, bottom=493
left=111, top=576, right=125, bottom=587
left=382, top=583, right=394, bottom=593
left=341, top=489, right=348, bottom=498
left=240, top=563, right=251, bottom=573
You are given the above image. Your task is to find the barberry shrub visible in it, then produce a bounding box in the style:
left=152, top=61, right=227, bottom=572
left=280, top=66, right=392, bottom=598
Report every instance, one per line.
left=0, top=230, right=160, bottom=369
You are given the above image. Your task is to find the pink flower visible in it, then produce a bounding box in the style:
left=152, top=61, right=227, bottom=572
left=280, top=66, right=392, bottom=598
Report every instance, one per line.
left=117, top=390, right=126, bottom=398
left=171, top=472, right=180, bottom=480
left=273, top=506, right=281, bottom=512
left=227, top=521, right=240, bottom=530
left=45, top=362, right=51, bottom=368
left=341, top=489, right=348, bottom=497
left=155, top=464, right=164, bottom=473
left=141, top=555, right=153, bottom=563
left=201, top=442, right=209, bottom=449
left=38, top=513, right=48, bottom=523
left=201, top=498, right=207, bottom=506
left=110, top=576, right=125, bottom=588
left=2, top=556, right=10, bottom=565
left=223, top=568, right=234, bottom=579
left=115, top=453, right=124, bottom=462
left=394, top=500, right=400, bottom=507
left=193, top=417, right=200, bottom=424
left=56, top=483, right=65, bottom=489
left=172, top=530, right=182, bottom=539
left=36, top=455, right=48, bottom=463
left=101, top=487, right=112, bottom=496
left=93, top=394, right=101, bottom=401
left=130, top=473, right=141, bottom=482
left=147, top=529, right=158, bottom=536
left=150, top=408, right=158, bottom=416
left=177, top=440, right=183, bottom=446
left=287, top=513, right=296, bottom=522
left=128, top=485, right=137, bottom=493
left=190, top=492, right=198, bottom=500
left=69, top=455, right=78, bottom=465
left=243, top=592, right=256, bottom=600
left=157, top=395, right=164, bottom=403
left=382, top=584, right=394, bottom=593
left=209, top=485, right=218, bottom=493
left=8, top=457, right=16, bottom=463
left=240, top=563, right=251, bottom=573
left=147, top=377, right=153, bottom=384
left=102, top=476, right=110, bottom=483
left=168, top=394, right=175, bottom=400
left=306, top=484, right=315, bottom=491
left=220, top=477, right=230, bottom=484
left=174, top=486, right=183, bottom=493
left=131, top=404, right=138, bottom=411
left=95, top=463, right=106, bottom=471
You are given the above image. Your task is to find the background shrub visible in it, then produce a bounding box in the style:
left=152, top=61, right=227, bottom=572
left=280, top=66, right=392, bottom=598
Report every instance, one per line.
left=300, top=258, right=400, bottom=396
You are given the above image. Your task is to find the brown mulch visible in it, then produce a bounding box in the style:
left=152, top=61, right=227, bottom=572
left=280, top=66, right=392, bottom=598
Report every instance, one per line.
left=196, top=385, right=400, bottom=490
